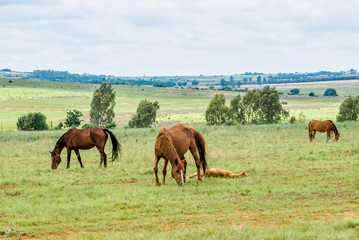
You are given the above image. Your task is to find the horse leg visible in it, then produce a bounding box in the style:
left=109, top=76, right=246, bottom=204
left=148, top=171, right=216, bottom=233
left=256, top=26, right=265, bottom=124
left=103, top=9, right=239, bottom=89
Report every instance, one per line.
left=180, top=156, right=187, bottom=175
left=96, top=146, right=106, bottom=168
left=154, top=155, right=161, bottom=185
left=66, top=148, right=72, bottom=169
left=309, top=130, right=313, bottom=142
left=74, top=149, right=84, bottom=168
left=162, top=159, right=169, bottom=185
left=189, top=147, right=202, bottom=181
left=313, top=130, right=316, bottom=139
left=326, top=131, right=331, bottom=142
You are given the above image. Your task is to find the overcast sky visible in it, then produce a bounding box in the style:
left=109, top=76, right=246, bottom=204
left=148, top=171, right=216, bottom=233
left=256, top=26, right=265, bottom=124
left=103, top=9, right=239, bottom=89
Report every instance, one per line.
left=1, top=0, right=358, bottom=76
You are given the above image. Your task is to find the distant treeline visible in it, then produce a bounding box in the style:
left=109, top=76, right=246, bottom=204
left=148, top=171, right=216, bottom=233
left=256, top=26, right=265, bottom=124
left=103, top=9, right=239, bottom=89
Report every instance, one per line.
left=16, top=69, right=359, bottom=88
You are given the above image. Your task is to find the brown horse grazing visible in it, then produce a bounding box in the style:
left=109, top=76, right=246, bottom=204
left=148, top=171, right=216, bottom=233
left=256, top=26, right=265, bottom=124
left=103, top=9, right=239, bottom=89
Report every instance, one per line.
left=309, top=120, right=340, bottom=142
left=154, top=124, right=208, bottom=186
left=187, top=168, right=248, bottom=179
left=50, top=128, right=121, bottom=169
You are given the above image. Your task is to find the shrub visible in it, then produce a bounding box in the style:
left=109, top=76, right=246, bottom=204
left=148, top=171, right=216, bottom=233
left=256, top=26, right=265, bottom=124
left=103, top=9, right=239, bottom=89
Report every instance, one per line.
left=54, top=122, right=64, bottom=130
left=81, top=123, right=98, bottom=129
left=290, top=88, right=300, bottom=95
left=64, top=109, right=83, bottom=128
left=289, top=116, right=296, bottom=124
left=105, top=121, right=117, bottom=129
left=309, top=92, right=316, bottom=97
left=17, top=112, right=49, bottom=131
left=323, top=88, right=338, bottom=96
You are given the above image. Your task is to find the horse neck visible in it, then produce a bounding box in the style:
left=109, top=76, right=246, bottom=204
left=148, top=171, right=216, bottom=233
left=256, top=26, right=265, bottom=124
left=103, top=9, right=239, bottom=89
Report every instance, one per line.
left=160, top=134, right=182, bottom=168
left=54, top=138, right=66, bottom=154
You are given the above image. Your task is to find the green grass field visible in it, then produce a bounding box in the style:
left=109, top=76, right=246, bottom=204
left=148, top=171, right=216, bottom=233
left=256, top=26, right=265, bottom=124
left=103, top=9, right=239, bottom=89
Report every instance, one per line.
left=1, top=124, right=359, bottom=239
left=0, top=78, right=359, bottom=239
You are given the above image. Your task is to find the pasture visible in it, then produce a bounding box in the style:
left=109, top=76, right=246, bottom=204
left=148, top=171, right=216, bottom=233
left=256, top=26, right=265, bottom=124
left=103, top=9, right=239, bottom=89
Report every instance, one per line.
left=1, top=124, right=359, bottom=239
left=0, top=78, right=359, bottom=239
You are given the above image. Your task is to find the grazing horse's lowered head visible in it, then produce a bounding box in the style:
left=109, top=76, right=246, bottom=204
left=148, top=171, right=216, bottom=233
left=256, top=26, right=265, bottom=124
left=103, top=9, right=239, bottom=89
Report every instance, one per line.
left=171, top=158, right=185, bottom=186
left=50, top=149, right=61, bottom=169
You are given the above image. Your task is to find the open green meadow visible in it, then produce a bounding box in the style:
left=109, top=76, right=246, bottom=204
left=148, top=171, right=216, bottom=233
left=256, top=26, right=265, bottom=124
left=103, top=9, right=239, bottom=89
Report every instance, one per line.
left=0, top=78, right=359, bottom=239
left=1, top=124, right=359, bottom=239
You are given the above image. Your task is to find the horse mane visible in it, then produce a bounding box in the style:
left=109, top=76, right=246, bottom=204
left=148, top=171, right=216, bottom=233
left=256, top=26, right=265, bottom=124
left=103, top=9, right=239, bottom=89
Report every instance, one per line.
left=158, top=127, right=181, bottom=163
left=328, top=120, right=338, bottom=134
left=53, top=131, right=68, bottom=151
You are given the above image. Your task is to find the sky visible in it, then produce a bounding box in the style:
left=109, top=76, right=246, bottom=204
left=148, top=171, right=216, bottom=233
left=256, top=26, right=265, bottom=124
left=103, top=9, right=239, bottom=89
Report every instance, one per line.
left=1, top=0, right=359, bottom=76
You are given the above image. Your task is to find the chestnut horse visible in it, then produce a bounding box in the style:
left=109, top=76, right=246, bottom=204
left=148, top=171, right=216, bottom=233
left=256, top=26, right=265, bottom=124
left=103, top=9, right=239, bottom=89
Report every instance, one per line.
left=309, top=120, right=340, bottom=142
left=50, top=128, right=121, bottom=169
left=187, top=168, right=248, bottom=179
left=154, top=124, right=207, bottom=186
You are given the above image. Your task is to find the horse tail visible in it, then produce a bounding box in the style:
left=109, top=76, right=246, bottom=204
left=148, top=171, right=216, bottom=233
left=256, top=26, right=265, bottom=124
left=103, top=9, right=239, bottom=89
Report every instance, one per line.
left=308, top=121, right=312, bottom=139
left=328, top=120, right=338, bottom=134
left=190, top=127, right=208, bottom=173
left=103, top=129, right=121, bottom=162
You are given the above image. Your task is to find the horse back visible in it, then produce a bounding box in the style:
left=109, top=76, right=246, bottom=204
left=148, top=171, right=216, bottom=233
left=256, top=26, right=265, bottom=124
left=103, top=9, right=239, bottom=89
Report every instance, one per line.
left=65, top=128, right=106, bottom=149
left=310, top=120, right=334, bottom=132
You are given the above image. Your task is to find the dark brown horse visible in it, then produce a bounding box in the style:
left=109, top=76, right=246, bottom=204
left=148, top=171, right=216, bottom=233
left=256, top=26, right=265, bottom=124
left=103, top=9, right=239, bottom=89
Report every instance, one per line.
left=309, top=120, right=340, bottom=142
left=50, top=128, right=121, bottom=169
left=154, top=124, right=207, bottom=186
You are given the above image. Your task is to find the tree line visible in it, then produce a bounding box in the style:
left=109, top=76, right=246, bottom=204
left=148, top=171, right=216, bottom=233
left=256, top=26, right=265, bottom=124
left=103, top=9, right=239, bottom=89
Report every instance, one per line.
left=17, top=83, right=359, bottom=131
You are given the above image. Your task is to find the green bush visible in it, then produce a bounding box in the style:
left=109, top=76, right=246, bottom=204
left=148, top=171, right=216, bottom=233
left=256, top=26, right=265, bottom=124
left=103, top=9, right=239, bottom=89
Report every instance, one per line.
left=81, top=123, right=98, bottom=129
left=105, top=121, right=117, bottom=129
left=17, top=112, right=48, bottom=131
left=290, top=88, right=300, bottom=95
left=324, top=88, right=338, bottom=96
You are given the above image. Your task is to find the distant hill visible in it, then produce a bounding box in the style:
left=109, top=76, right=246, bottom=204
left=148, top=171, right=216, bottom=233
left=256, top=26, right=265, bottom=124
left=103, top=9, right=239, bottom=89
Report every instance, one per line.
left=1, top=68, right=358, bottom=89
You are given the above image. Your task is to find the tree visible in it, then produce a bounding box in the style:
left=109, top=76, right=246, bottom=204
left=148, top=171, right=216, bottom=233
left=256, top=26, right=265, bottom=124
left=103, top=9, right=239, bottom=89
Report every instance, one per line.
left=17, top=112, right=48, bottom=131
left=337, top=97, right=359, bottom=122
left=323, top=88, right=338, bottom=96
left=228, top=95, right=245, bottom=124
left=90, top=83, right=116, bottom=127
left=220, top=79, right=227, bottom=87
left=128, top=100, right=160, bottom=128
left=205, top=94, right=229, bottom=125
left=257, top=76, right=261, bottom=86
left=191, top=80, right=199, bottom=86
left=309, top=92, right=316, bottom=97
left=257, top=86, right=289, bottom=124
left=64, top=109, right=83, bottom=128
left=290, top=88, right=300, bottom=95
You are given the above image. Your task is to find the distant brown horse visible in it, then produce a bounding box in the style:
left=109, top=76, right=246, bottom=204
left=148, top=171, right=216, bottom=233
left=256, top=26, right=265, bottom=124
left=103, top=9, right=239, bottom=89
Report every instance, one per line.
left=187, top=168, right=248, bottom=179
left=309, top=120, right=340, bottom=142
left=154, top=124, right=208, bottom=186
left=50, top=128, right=121, bottom=169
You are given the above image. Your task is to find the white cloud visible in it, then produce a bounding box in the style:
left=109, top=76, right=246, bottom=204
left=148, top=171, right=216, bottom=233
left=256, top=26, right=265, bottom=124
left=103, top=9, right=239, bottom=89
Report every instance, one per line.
left=0, top=0, right=358, bottom=75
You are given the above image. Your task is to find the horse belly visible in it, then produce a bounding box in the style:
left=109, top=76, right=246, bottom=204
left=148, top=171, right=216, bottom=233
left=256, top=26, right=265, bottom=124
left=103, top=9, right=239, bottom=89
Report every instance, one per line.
left=71, top=137, right=96, bottom=149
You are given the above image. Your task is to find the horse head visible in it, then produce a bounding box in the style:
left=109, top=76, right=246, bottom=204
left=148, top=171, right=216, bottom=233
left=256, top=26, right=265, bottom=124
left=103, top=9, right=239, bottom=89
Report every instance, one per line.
left=50, top=150, right=61, bottom=169
left=335, top=132, right=340, bottom=142
left=171, top=158, right=185, bottom=186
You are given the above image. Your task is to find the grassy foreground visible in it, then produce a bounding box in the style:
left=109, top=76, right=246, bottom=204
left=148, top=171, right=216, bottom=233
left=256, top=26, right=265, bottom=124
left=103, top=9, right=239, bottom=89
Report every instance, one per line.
left=1, top=123, right=359, bottom=239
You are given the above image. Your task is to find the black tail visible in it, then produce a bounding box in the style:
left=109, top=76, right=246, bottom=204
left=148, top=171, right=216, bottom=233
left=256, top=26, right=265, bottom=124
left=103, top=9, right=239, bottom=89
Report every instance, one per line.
left=308, top=121, right=312, bottom=139
left=191, top=128, right=208, bottom=173
left=103, top=129, right=121, bottom=162
left=328, top=120, right=338, bottom=135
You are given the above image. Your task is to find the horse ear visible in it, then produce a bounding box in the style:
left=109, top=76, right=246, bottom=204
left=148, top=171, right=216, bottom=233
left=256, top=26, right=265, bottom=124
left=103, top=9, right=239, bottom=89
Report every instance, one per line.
left=49, top=151, right=52, bottom=154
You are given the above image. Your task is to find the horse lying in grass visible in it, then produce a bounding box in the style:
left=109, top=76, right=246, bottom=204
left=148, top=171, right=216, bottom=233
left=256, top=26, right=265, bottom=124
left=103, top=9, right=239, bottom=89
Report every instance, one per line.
left=186, top=168, right=248, bottom=179
left=50, top=128, right=121, bottom=169
left=309, top=120, right=340, bottom=142
left=154, top=124, right=207, bottom=186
